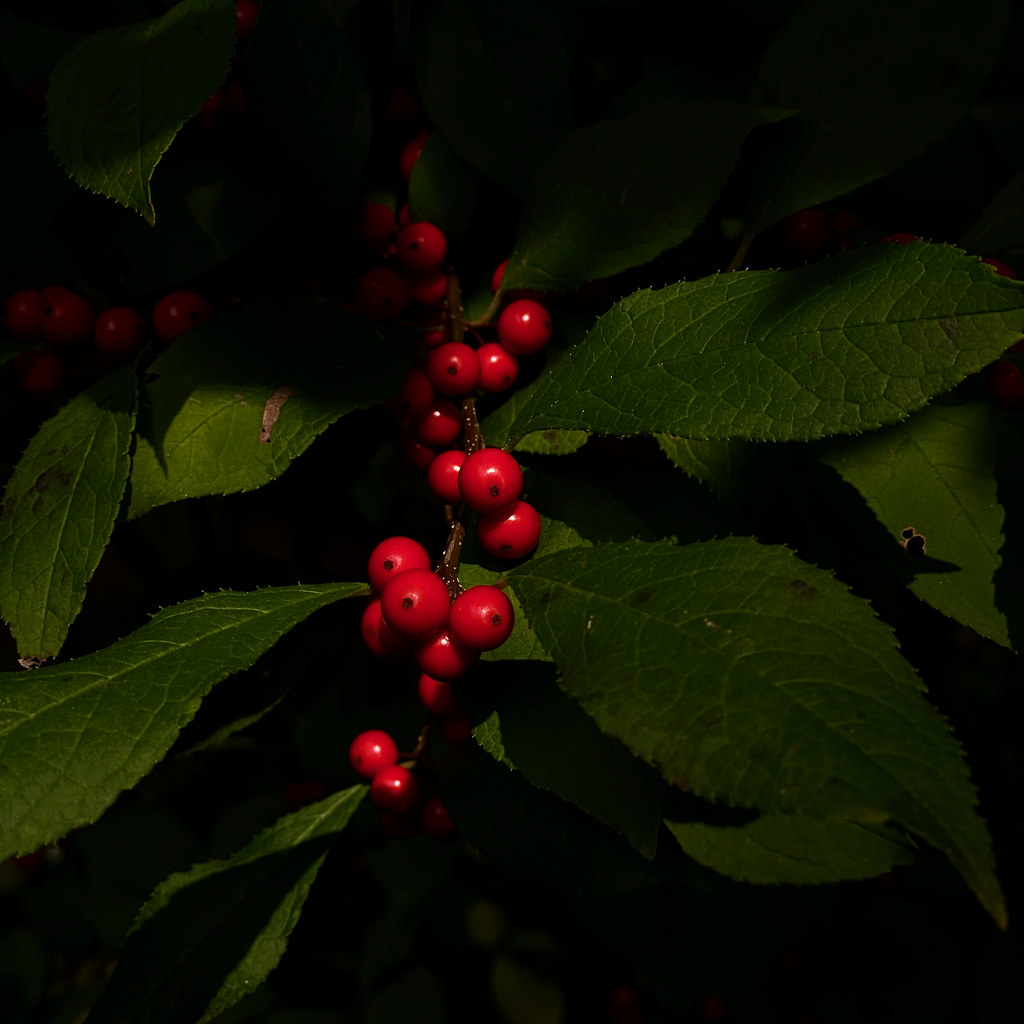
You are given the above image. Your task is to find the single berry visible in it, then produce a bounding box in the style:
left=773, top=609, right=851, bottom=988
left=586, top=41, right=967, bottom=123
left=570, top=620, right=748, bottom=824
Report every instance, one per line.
left=380, top=568, right=451, bottom=637
left=387, top=367, right=434, bottom=419
left=422, top=795, right=456, bottom=839
left=406, top=269, right=449, bottom=306
left=152, top=290, right=212, bottom=342
left=448, top=585, right=514, bottom=651
left=235, top=0, right=259, bottom=40
left=370, top=764, right=420, bottom=813
left=416, top=397, right=463, bottom=447
left=94, top=306, right=145, bottom=357
left=13, top=350, right=64, bottom=398
left=427, top=341, right=481, bottom=396
left=361, top=598, right=411, bottom=661
left=982, top=258, right=1016, bottom=279
left=399, top=131, right=430, bottom=181
left=367, top=536, right=431, bottom=594
left=397, top=432, right=439, bottom=471
left=418, top=672, right=459, bottom=716
left=396, top=222, right=447, bottom=274
left=437, top=712, right=472, bottom=744
left=384, top=86, right=420, bottom=122
left=781, top=207, right=834, bottom=259
left=458, top=448, right=523, bottom=513
left=476, top=342, right=519, bottom=393
left=40, top=291, right=94, bottom=347
left=879, top=232, right=919, bottom=245
left=477, top=500, right=542, bottom=559
left=353, top=267, right=408, bottom=320
left=3, top=289, right=43, bottom=341
left=491, top=259, right=509, bottom=294
left=497, top=298, right=552, bottom=355
left=351, top=201, right=397, bottom=253
left=986, top=361, right=1024, bottom=410
left=427, top=449, right=466, bottom=504
left=349, top=729, right=399, bottom=780
left=414, top=629, right=479, bottom=680
left=421, top=328, right=446, bottom=351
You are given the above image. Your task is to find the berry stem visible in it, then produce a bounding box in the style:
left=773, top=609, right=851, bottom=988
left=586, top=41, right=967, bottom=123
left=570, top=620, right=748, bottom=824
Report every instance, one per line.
left=446, top=269, right=465, bottom=344
left=725, top=228, right=756, bottom=273
left=468, top=289, right=502, bottom=328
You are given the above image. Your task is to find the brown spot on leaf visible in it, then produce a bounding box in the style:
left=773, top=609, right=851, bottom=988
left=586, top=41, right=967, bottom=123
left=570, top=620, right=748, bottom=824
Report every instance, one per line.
left=259, top=385, right=294, bottom=443
left=899, top=526, right=926, bottom=557
left=630, top=586, right=656, bottom=606
left=788, top=579, right=820, bottom=600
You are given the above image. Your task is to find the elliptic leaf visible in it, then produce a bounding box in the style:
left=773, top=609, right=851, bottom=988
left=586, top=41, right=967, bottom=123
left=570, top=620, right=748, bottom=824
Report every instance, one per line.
left=85, top=786, right=366, bottom=1024
left=508, top=244, right=1024, bottom=444
left=0, top=366, right=137, bottom=662
left=960, top=171, right=1024, bottom=255
left=0, top=582, right=364, bottom=861
left=46, top=0, right=236, bottom=223
left=654, top=436, right=753, bottom=494
left=506, top=539, right=1005, bottom=927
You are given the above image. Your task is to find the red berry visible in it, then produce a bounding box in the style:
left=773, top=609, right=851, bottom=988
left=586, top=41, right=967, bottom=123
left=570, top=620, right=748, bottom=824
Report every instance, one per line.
left=427, top=341, right=481, bottom=396
left=421, top=328, right=446, bottom=351
left=397, top=432, right=439, bottom=471
left=152, top=290, right=211, bottom=342
left=437, top=712, right=472, bottom=744
left=94, top=306, right=145, bottom=357
left=349, top=729, right=399, bottom=780
left=448, top=585, right=514, bottom=651
left=476, top=342, right=519, bottom=393
left=418, top=672, right=460, bottom=716
left=491, top=259, right=509, bottom=294
left=497, top=299, right=552, bottom=355
left=458, top=448, right=523, bottom=513
left=351, top=201, right=397, bottom=253
left=353, top=267, right=408, bottom=320
left=416, top=397, right=463, bottom=447
left=986, top=361, right=1024, bottom=410
left=781, top=207, right=834, bottom=259
left=427, top=449, right=466, bottom=504
left=832, top=210, right=861, bottom=233
left=3, top=289, right=43, bottom=341
left=399, top=131, right=430, bottom=181
left=396, top=222, right=447, bottom=274
left=380, top=568, right=451, bottom=638
left=370, top=764, right=420, bottom=813
left=223, top=80, right=246, bottom=117
left=477, top=500, right=542, bottom=559
left=879, top=232, right=919, bottom=245
left=235, top=0, right=259, bottom=40
left=397, top=203, right=413, bottom=229
left=40, top=291, right=94, bottom=347
left=13, top=350, right=64, bottom=398
left=414, top=629, right=479, bottom=680
left=406, top=269, right=448, bottom=306
left=422, top=796, right=456, bottom=839
left=982, top=258, right=1016, bottom=279
left=361, top=598, right=411, bottom=661
left=367, top=536, right=431, bottom=594
left=387, top=367, right=434, bottom=419
left=384, top=87, right=420, bottom=122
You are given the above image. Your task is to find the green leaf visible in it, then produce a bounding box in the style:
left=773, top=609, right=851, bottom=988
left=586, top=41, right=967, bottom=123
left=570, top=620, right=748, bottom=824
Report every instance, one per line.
left=127, top=298, right=407, bottom=519
left=0, top=582, right=364, bottom=860
left=508, top=244, right=1024, bottom=444
left=46, top=0, right=236, bottom=223
left=654, top=436, right=754, bottom=493
left=960, top=171, right=1024, bottom=255
left=666, top=814, right=916, bottom=884
left=245, top=0, right=370, bottom=214
left=0, top=366, right=137, bottom=662
left=408, top=133, right=478, bottom=241
left=503, top=100, right=788, bottom=294
left=746, top=0, right=1008, bottom=232
left=413, top=0, right=570, bottom=195
left=820, top=400, right=1009, bottom=647
left=85, top=786, right=366, bottom=1024
left=506, top=539, right=1005, bottom=927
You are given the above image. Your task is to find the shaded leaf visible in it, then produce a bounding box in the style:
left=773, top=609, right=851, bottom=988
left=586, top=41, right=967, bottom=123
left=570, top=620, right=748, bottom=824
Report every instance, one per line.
left=0, top=366, right=137, bottom=661
left=960, top=171, right=1024, bottom=256
left=508, top=244, right=1024, bottom=444
left=506, top=539, right=1004, bottom=926
left=408, top=133, right=478, bottom=241
left=654, top=435, right=754, bottom=493
left=0, top=582, right=364, bottom=860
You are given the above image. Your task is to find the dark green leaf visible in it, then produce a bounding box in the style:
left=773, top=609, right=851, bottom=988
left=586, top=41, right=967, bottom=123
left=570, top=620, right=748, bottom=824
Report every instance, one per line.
left=746, top=0, right=1008, bottom=232
left=960, top=171, right=1024, bottom=255
left=666, top=814, right=916, bottom=884
left=820, top=400, right=1009, bottom=647
left=654, top=436, right=754, bottom=493
left=85, top=786, right=366, bottom=1024
left=408, top=133, right=478, bottom=241
left=0, top=582, right=364, bottom=860
left=0, top=10, right=79, bottom=82
left=508, top=244, right=1024, bottom=444
left=503, top=100, right=788, bottom=294
left=413, top=0, right=570, bottom=195
left=46, top=0, right=236, bottom=222
left=127, top=298, right=407, bottom=519
left=506, top=539, right=1005, bottom=927
left=0, top=366, right=137, bottom=662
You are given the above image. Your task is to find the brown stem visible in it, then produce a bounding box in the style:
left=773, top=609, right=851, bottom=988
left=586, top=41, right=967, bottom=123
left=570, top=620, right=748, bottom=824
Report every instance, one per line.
left=725, top=229, right=756, bottom=273
left=446, top=269, right=465, bottom=343
left=468, top=289, right=502, bottom=328
left=402, top=723, right=432, bottom=762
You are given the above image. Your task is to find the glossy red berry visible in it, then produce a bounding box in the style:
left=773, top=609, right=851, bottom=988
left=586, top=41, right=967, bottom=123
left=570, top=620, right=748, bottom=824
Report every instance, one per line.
left=94, top=306, right=145, bottom=357
left=427, top=341, right=481, bottom=395
left=405, top=269, right=448, bottom=306
left=477, top=500, right=542, bottom=559
left=476, top=342, right=519, bottom=393
left=422, top=796, right=456, bottom=839
left=370, top=765, right=420, bottom=813
left=879, top=232, right=919, bottom=245
left=361, top=598, right=411, bottom=661
left=416, top=397, right=463, bottom=447
left=367, top=536, right=431, bottom=594
left=427, top=449, right=466, bottom=504
left=349, top=729, right=399, bottom=780
left=449, top=585, right=514, bottom=651
left=781, top=207, right=835, bottom=259
left=235, top=0, right=259, bottom=40
left=396, top=222, right=447, bottom=274
left=399, top=131, right=430, bottom=181
left=458, top=448, right=523, bottom=513
left=414, top=629, right=479, bottom=680
left=387, top=367, right=434, bottom=420
left=418, top=672, right=460, bottom=716
left=437, top=712, right=472, bottom=744
left=40, top=291, right=94, bottom=347
left=353, top=268, right=408, bottom=320
left=3, top=289, right=43, bottom=340
left=497, top=299, right=552, bottom=354
left=491, top=259, right=509, bottom=294
left=351, top=201, right=397, bottom=253
left=982, top=258, right=1015, bottom=279
left=152, top=290, right=211, bottom=342
left=986, top=361, right=1024, bottom=410
left=380, top=568, right=451, bottom=637
left=13, top=350, right=64, bottom=398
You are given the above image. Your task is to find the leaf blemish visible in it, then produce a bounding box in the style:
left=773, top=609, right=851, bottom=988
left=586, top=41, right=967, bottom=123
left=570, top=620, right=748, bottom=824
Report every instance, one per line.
left=788, top=579, right=820, bottom=600
left=630, top=586, right=656, bottom=605
left=938, top=317, right=961, bottom=342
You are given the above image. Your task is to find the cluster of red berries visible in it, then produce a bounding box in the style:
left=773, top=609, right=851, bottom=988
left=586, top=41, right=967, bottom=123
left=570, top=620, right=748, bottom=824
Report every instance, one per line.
left=3, top=286, right=212, bottom=397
